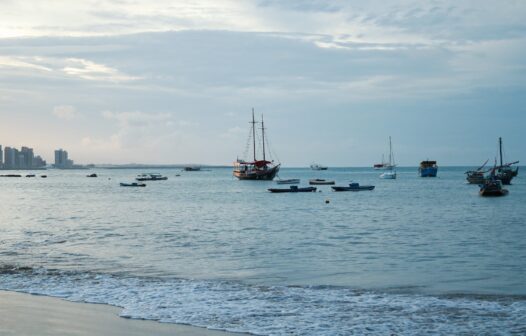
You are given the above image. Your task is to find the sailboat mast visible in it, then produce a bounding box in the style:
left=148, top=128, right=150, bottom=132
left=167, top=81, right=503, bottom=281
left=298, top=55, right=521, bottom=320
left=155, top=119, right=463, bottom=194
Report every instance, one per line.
left=261, top=114, right=266, bottom=162
left=252, top=108, right=256, bottom=161
left=389, top=136, right=392, bottom=165
left=499, top=137, right=503, bottom=167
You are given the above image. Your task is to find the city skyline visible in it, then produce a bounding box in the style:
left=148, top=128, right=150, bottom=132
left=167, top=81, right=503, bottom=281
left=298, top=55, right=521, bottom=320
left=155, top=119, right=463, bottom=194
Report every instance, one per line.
left=1, top=1, right=525, bottom=166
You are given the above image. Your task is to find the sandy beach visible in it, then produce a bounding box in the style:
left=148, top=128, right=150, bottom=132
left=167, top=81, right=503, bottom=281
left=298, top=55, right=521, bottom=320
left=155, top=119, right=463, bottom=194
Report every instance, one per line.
left=0, top=290, right=247, bottom=336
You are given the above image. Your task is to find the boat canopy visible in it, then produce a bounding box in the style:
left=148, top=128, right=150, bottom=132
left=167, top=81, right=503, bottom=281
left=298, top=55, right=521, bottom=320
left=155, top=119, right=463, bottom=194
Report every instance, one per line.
left=420, top=161, right=436, bottom=165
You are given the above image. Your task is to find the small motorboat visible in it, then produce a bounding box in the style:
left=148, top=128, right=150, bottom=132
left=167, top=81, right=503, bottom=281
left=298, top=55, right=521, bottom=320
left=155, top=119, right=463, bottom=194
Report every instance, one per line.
left=479, top=168, right=508, bottom=197
left=87, top=173, right=98, bottom=178
left=268, top=186, right=317, bottom=193
left=332, top=182, right=375, bottom=192
left=40, top=175, right=47, bottom=178
left=310, top=163, right=328, bottom=170
left=0, top=174, right=22, bottom=177
left=479, top=180, right=508, bottom=197
left=276, top=178, right=300, bottom=184
left=309, top=179, right=335, bottom=185
left=136, top=173, right=168, bottom=181
left=25, top=174, right=36, bottom=178
left=120, top=182, right=146, bottom=187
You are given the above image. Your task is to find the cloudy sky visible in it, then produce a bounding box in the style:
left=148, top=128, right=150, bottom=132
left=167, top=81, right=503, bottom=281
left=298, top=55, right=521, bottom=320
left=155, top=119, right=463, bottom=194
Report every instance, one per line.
left=1, top=0, right=525, bottom=166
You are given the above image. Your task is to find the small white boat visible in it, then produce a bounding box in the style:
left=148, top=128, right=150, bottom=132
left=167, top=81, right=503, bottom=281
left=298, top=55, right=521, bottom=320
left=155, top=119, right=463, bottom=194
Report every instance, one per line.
left=379, top=136, right=397, bottom=179
left=309, top=179, right=335, bottom=185
left=276, top=178, right=300, bottom=184
left=380, top=170, right=396, bottom=179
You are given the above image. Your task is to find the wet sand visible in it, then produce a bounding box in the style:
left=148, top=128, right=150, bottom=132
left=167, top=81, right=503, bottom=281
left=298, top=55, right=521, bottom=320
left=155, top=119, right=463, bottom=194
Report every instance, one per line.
left=0, top=290, right=248, bottom=336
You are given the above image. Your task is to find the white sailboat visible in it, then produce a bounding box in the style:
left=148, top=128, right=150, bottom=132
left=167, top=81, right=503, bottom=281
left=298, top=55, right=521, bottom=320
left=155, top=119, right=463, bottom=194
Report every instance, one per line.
left=380, top=136, right=397, bottom=179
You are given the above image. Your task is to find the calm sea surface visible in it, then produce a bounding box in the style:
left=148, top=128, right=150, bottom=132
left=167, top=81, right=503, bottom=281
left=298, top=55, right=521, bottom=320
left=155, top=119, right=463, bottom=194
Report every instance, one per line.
left=1, top=167, right=525, bottom=335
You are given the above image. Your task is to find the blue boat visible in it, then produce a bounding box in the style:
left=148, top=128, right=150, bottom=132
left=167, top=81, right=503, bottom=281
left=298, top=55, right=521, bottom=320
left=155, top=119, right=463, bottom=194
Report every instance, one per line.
left=418, top=160, right=438, bottom=177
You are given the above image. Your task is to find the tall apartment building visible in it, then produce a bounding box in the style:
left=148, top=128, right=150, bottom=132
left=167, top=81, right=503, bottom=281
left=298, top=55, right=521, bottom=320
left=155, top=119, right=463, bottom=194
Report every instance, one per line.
left=1, top=145, right=46, bottom=169
left=54, top=149, right=74, bottom=168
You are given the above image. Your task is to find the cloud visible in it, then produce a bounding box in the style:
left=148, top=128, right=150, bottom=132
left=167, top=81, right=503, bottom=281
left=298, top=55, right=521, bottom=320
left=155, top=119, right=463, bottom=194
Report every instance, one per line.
left=0, top=56, right=52, bottom=71
left=63, top=58, right=140, bottom=82
left=52, top=105, right=78, bottom=119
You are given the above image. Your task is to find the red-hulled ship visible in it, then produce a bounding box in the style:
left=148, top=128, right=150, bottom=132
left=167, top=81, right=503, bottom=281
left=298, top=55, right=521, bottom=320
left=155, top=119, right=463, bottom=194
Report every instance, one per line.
left=233, top=109, right=280, bottom=180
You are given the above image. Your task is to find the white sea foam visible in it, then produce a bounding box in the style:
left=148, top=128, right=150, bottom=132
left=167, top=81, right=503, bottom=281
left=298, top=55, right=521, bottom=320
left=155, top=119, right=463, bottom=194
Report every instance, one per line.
left=1, top=267, right=525, bottom=335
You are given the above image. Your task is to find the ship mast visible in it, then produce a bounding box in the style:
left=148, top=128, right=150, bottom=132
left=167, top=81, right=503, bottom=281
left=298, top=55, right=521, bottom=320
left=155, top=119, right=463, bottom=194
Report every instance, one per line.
left=251, top=108, right=256, bottom=161
left=389, top=136, right=392, bottom=165
left=261, top=114, right=266, bottom=162
left=499, top=137, right=503, bottom=167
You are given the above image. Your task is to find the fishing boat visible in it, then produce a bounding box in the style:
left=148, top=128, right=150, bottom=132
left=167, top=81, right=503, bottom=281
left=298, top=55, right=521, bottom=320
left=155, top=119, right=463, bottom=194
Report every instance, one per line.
left=419, top=160, right=438, bottom=177
left=120, top=182, right=146, bottom=187
left=309, top=179, right=335, bottom=185
left=233, top=109, right=280, bottom=180
left=25, top=174, right=36, bottom=178
left=268, top=186, right=317, bottom=193
left=379, top=136, right=396, bottom=179
left=87, top=173, right=98, bottom=177
left=332, top=182, right=375, bottom=192
left=495, top=137, right=519, bottom=185
left=276, top=178, right=300, bottom=184
left=136, top=173, right=168, bottom=181
left=310, top=163, right=328, bottom=170
left=479, top=169, right=508, bottom=197
left=466, top=159, right=489, bottom=184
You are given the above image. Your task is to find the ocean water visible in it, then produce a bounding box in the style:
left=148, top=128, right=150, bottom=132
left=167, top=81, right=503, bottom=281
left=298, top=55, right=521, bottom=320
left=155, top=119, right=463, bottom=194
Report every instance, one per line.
left=1, top=167, right=525, bottom=335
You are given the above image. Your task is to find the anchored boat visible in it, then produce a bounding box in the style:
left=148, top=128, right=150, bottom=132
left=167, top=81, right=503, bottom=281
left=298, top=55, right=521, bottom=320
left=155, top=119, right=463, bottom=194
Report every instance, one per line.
left=276, top=178, right=300, bottom=184
left=233, top=109, right=280, bottom=180
left=419, top=160, right=438, bottom=177
left=466, top=159, right=489, bottom=184
left=480, top=168, right=508, bottom=197
left=309, top=179, right=335, bottom=185
left=379, top=136, right=396, bottom=179
left=268, top=186, right=317, bottom=193
left=332, top=182, right=375, bottom=192
left=495, top=137, right=519, bottom=185
left=310, top=163, right=328, bottom=170
left=136, top=173, right=168, bottom=181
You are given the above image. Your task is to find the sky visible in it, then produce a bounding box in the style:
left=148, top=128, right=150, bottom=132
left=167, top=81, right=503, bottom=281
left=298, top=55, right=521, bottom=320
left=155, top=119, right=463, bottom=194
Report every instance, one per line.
left=0, top=0, right=525, bottom=166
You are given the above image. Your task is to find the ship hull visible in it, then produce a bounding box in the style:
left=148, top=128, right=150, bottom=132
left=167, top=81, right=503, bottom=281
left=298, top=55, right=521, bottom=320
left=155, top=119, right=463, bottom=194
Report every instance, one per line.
left=233, top=165, right=280, bottom=180
left=419, top=167, right=438, bottom=177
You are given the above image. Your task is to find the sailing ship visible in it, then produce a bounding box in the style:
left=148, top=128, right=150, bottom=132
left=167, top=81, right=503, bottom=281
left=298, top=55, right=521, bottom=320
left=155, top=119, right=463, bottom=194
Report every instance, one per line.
left=495, top=137, right=519, bottom=185
left=380, top=136, right=396, bottom=179
left=233, top=109, right=280, bottom=180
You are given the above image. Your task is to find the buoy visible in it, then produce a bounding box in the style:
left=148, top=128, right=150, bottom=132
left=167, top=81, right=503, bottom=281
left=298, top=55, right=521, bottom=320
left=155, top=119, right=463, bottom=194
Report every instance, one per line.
left=325, top=199, right=330, bottom=204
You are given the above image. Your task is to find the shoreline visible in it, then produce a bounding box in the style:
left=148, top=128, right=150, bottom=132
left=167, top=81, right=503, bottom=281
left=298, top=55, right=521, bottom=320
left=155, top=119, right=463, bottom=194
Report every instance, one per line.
left=0, top=290, right=249, bottom=336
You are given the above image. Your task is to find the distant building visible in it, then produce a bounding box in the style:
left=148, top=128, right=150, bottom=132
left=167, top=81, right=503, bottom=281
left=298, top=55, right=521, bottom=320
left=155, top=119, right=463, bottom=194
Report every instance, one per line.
left=21, top=146, right=34, bottom=169
left=0, top=145, right=47, bottom=169
left=54, top=149, right=74, bottom=168
left=33, top=155, right=47, bottom=168
left=4, top=147, right=17, bottom=169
